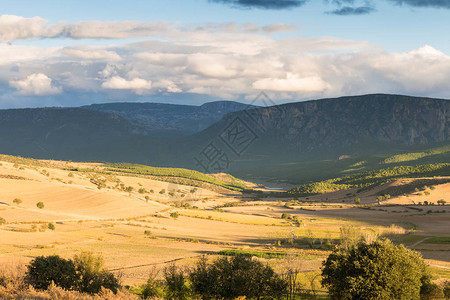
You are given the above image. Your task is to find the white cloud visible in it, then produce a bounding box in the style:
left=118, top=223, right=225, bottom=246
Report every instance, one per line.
left=1, top=15, right=450, bottom=103
left=9, top=73, right=62, bottom=96
left=252, top=73, right=330, bottom=92
left=62, top=47, right=121, bottom=61
left=0, top=15, right=58, bottom=41
left=102, top=76, right=152, bottom=91
left=187, top=54, right=238, bottom=78
left=153, top=80, right=182, bottom=93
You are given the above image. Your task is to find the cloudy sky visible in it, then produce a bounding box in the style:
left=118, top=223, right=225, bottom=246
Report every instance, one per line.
left=1, top=0, right=450, bottom=108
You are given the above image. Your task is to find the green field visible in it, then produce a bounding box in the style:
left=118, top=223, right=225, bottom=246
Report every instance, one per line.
left=288, top=163, right=450, bottom=196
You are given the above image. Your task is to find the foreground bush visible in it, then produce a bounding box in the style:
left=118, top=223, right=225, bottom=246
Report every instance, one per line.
left=74, top=252, right=120, bottom=294
left=25, top=253, right=119, bottom=294
left=189, top=255, right=287, bottom=299
left=322, top=239, right=435, bottom=300
left=25, top=255, right=78, bottom=290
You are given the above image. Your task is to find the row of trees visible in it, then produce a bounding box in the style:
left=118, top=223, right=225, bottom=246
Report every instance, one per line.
left=6, top=240, right=449, bottom=299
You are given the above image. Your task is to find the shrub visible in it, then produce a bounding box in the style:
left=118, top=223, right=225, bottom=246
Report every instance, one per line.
left=48, top=223, right=55, bottom=230
left=322, top=239, right=432, bottom=300
left=0, top=217, right=5, bottom=225
left=25, top=255, right=78, bottom=290
left=170, top=212, right=179, bottom=219
left=421, top=281, right=444, bottom=300
left=73, top=252, right=119, bottom=294
left=159, top=189, right=166, bottom=194
left=189, top=255, right=287, bottom=300
left=281, top=213, right=291, bottom=219
left=443, top=280, right=450, bottom=299
left=354, top=198, right=361, bottom=204
left=142, top=268, right=162, bottom=299
left=164, top=264, right=189, bottom=300
left=36, top=202, right=45, bottom=209
left=13, top=198, right=22, bottom=205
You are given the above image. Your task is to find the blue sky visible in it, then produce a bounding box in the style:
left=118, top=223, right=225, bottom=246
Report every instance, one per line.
left=1, top=0, right=450, bottom=107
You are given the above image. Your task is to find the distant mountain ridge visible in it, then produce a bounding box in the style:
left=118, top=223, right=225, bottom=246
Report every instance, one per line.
left=82, top=101, right=255, bottom=136
left=0, top=94, right=448, bottom=183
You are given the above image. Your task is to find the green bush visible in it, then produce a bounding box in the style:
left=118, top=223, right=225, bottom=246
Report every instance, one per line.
left=36, top=202, right=45, bottom=209
left=322, top=239, right=432, bottom=300
left=189, top=255, right=287, bottom=299
left=25, top=253, right=119, bottom=294
left=281, top=213, right=291, bottom=219
left=73, top=252, right=119, bottom=294
left=47, top=223, right=55, bottom=230
left=25, top=255, right=78, bottom=290
left=164, top=264, right=189, bottom=300
left=13, top=198, right=22, bottom=205
left=0, top=217, right=5, bottom=225
left=170, top=212, right=179, bottom=219
left=443, top=280, right=450, bottom=299
left=142, top=270, right=162, bottom=299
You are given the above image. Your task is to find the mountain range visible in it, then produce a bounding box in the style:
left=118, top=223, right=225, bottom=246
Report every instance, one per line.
left=0, top=94, right=448, bottom=184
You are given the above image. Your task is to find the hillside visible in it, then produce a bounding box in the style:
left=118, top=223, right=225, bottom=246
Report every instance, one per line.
left=288, top=163, right=450, bottom=196
left=0, top=94, right=448, bottom=185
left=0, top=108, right=146, bottom=160
left=82, top=101, right=255, bottom=136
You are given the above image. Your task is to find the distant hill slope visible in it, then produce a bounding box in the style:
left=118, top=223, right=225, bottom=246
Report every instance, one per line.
left=0, top=108, right=146, bottom=159
left=82, top=101, right=255, bottom=136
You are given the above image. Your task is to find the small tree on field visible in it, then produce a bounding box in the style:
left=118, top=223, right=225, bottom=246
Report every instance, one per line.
left=0, top=217, right=6, bottom=225
left=48, top=223, right=55, bottom=230
left=13, top=198, right=22, bottom=205
left=322, top=239, right=434, bottom=300
left=437, top=199, right=446, bottom=205
left=354, top=198, right=360, bottom=204
left=36, top=202, right=45, bottom=209
left=281, top=213, right=291, bottom=219
left=170, top=212, right=179, bottom=219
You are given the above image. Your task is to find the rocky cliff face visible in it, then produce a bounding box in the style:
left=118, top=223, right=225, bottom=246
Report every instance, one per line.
left=219, top=94, right=449, bottom=155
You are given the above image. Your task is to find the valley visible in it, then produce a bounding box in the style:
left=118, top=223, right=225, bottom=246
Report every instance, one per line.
left=0, top=154, right=448, bottom=294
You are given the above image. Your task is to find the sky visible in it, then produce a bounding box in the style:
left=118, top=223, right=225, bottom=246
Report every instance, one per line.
left=1, top=0, right=450, bottom=108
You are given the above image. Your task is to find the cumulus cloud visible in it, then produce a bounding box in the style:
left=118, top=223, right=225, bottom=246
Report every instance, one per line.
left=0, top=15, right=59, bottom=41
left=9, top=73, right=62, bottom=96
left=1, top=15, right=450, bottom=104
left=208, top=0, right=308, bottom=9
left=0, top=15, right=177, bottom=42
left=102, top=76, right=152, bottom=93
left=62, top=47, right=121, bottom=60
left=253, top=73, right=329, bottom=92
left=0, top=14, right=298, bottom=42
